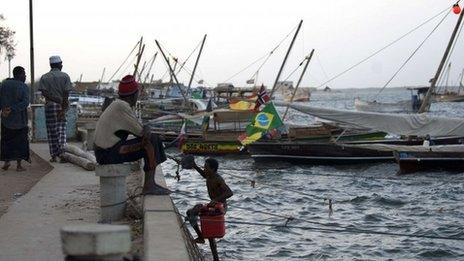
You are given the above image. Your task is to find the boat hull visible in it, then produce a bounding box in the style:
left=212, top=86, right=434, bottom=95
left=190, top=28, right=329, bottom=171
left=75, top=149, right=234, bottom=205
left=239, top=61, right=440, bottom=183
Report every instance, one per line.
left=394, top=151, right=464, bottom=174
left=433, top=94, right=464, bottom=102
left=181, top=141, right=243, bottom=155
left=248, top=142, right=394, bottom=165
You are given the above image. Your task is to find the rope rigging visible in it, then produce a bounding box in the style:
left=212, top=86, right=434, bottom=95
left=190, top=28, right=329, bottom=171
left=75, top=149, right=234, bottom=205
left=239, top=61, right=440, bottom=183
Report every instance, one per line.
left=223, top=23, right=299, bottom=83
left=374, top=9, right=451, bottom=99
left=107, top=41, right=140, bottom=82
left=175, top=39, right=203, bottom=75
left=436, top=12, right=464, bottom=91
left=157, top=41, right=211, bottom=87
left=316, top=4, right=454, bottom=89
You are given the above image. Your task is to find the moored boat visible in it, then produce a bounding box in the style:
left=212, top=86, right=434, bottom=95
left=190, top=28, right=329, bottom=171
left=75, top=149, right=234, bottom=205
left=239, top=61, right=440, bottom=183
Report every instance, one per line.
left=354, top=87, right=427, bottom=113
left=394, top=145, right=464, bottom=174
left=247, top=136, right=462, bottom=165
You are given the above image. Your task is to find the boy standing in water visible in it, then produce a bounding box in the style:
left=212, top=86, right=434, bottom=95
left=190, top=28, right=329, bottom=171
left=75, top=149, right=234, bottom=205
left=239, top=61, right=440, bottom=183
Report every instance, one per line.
left=186, top=157, right=233, bottom=260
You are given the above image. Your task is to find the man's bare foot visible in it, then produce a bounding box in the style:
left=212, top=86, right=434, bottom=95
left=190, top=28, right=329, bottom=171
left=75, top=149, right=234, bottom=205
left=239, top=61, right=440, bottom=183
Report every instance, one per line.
left=142, top=184, right=171, bottom=195
left=194, top=237, right=205, bottom=244
left=2, top=162, right=10, bottom=171
left=50, top=157, right=57, bottom=163
left=16, top=166, right=26, bottom=172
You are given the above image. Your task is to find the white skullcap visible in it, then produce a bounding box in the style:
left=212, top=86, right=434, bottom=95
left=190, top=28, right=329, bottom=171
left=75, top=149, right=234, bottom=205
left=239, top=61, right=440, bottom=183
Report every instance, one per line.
left=49, top=55, right=62, bottom=64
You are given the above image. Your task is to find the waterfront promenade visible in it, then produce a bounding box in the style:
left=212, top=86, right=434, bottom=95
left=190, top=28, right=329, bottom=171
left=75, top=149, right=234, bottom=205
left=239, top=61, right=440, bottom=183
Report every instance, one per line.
left=0, top=143, right=195, bottom=261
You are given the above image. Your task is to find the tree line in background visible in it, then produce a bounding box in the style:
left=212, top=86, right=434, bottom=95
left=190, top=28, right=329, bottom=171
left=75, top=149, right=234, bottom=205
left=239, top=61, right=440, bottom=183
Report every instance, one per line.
left=0, top=14, right=16, bottom=77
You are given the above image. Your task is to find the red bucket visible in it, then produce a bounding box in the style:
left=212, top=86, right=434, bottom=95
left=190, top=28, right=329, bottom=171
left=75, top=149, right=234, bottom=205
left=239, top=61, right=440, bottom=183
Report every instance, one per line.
left=199, top=203, right=226, bottom=239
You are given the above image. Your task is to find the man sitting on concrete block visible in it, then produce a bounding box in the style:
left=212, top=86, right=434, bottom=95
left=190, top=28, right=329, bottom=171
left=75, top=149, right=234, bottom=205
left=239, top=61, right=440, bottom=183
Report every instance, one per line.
left=94, top=75, right=170, bottom=195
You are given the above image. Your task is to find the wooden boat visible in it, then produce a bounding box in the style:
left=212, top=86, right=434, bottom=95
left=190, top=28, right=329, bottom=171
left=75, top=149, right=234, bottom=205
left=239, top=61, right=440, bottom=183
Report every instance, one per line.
left=179, top=114, right=354, bottom=155
left=433, top=93, right=464, bottom=102
left=248, top=139, right=394, bottom=165
left=433, top=67, right=464, bottom=102
left=354, top=87, right=428, bottom=113
left=394, top=146, right=464, bottom=174
left=248, top=137, right=464, bottom=165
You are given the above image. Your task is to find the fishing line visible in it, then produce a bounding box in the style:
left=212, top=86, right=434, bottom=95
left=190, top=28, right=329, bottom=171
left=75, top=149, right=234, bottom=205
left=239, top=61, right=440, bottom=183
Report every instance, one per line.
left=213, top=165, right=464, bottom=182
left=172, top=190, right=464, bottom=242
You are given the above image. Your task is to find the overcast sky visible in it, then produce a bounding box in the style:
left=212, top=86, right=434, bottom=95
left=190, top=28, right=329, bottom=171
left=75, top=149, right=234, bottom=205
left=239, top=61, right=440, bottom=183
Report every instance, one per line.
left=0, top=0, right=463, bottom=89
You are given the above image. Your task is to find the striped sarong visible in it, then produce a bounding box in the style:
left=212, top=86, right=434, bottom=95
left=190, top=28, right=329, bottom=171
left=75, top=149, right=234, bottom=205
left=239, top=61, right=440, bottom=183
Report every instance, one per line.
left=45, top=102, right=67, bottom=157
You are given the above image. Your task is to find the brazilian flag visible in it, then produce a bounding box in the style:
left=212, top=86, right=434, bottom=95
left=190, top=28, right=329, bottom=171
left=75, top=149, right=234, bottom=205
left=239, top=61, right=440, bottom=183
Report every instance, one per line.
left=239, top=103, right=283, bottom=145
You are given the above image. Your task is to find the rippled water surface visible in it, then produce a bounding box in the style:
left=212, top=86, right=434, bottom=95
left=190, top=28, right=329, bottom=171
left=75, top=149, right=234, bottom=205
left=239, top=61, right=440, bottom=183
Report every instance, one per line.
left=164, top=88, right=464, bottom=260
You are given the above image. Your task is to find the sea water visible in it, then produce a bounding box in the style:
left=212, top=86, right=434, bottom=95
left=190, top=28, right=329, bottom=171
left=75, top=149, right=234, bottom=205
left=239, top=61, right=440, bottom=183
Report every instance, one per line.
left=164, top=88, right=464, bottom=260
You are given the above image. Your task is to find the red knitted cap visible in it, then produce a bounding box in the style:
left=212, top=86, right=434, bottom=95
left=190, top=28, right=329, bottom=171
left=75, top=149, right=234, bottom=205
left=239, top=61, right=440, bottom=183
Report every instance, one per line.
left=118, top=75, right=139, bottom=96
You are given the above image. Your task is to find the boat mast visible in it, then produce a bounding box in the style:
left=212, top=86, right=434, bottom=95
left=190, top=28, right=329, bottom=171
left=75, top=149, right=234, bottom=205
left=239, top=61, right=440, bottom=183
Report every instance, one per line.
left=459, top=68, right=464, bottom=94
left=143, top=52, right=157, bottom=84
left=98, top=67, right=105, bottom=89
left=270, top=20, right=303, bottom=99
left=419, top=7, right=464, bottom=113
left=282, top=49, right=314, bottom=121
left=155, top=40, right=190, bottom=107
left=133, top=37, right=144, bottom=76
left=444, top=62, right=451, bottom=93
left=187, top=34, right=207, bottom=92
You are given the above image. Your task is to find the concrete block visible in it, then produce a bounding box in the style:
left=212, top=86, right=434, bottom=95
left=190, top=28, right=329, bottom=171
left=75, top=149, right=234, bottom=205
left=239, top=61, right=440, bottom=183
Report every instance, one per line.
left=95, top=164, right=132, bottom=177
left=61, top=224, right=131, bottom=256
left=144, top=212, right=191, bottom=261
left=95, top=164, right=132, bottom=222
left=84, top=122, right=97, bottom=151
left=100, top=176, right=127, bottom=222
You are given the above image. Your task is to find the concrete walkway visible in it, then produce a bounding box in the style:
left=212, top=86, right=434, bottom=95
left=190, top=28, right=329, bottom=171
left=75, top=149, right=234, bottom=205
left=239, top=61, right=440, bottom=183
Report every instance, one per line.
left=0, top=143, right=100, bottom=261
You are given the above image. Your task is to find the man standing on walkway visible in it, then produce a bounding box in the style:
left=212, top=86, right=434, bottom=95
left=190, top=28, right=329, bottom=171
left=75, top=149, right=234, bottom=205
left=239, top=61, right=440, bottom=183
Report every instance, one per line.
left=38, top=56, right=73, bottom=162
left=0, top=66, right=31, bottom=171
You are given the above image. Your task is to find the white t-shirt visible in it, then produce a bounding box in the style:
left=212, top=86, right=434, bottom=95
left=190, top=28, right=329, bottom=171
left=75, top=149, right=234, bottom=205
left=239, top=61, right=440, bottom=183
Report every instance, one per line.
left=94, top=99, right=143, bottom=149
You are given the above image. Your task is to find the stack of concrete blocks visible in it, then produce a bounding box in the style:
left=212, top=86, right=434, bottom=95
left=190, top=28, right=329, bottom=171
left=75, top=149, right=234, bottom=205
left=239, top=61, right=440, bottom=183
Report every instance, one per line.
left=61, top=224, right=131, bottom=261
left=95, top=164, right=132, bottom=223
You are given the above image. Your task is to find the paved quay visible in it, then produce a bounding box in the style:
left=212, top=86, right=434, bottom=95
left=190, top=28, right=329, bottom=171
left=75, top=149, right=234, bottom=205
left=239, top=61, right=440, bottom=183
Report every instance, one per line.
left=0, top=143, right=100, bottom=261
left=0, top=143, right=198, bottom=261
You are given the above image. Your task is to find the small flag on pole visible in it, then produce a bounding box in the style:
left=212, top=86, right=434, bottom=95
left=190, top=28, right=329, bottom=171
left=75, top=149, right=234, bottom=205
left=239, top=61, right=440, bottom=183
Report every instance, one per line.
left=255, top=84, right=270, bottom=111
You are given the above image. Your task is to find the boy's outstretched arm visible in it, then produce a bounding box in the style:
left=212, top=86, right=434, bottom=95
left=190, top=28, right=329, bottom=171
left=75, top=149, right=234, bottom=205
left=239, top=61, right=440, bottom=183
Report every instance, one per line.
left=193, top=161, right=208, bottom=179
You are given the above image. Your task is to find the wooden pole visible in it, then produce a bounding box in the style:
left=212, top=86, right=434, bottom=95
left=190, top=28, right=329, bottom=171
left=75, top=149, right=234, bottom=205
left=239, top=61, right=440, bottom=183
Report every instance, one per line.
left=270, top=20, right=303, bottom=98
left=79, top=73, right=83, bottom=82
left=282, top=49, right=314, bottom=121
left=133, top=37, right=144, bottom=76
left=133, top=44, right=145, bottom=77
left=138, top=61, right=147, bottom=81
left=459, top=68, right=464, bottom=95
left=29, top=0, right=35, bottom=103
left=155, top=40, right=189, bottom=105
left=419, top=9, right=464, bottom=113
left=98, top=67, right=106, bottom=89
left=187, top=34, right=207, bottom=91
left=143, top=52, right=158, bottom=84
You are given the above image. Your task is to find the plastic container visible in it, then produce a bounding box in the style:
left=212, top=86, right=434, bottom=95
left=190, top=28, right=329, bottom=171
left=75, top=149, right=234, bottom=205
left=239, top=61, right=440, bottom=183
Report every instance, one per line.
left=199, top=203, right=226, bottom=239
